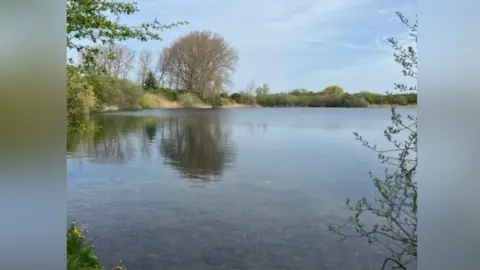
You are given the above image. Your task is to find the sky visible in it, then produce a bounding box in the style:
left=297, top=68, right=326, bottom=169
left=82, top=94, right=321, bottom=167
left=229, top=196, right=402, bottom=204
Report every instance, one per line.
left=72, top=0, right=417, bottom=93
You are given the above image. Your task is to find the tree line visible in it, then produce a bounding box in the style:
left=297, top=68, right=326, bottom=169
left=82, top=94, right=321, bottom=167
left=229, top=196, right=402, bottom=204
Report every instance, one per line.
left=228, top=84, right=416, bottom=108
left=68, top=9, right=416, bottom=132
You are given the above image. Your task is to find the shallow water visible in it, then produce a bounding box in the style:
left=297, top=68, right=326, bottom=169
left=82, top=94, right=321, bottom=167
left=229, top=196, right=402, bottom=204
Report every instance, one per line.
left=67, top=107, right=416, bottom=270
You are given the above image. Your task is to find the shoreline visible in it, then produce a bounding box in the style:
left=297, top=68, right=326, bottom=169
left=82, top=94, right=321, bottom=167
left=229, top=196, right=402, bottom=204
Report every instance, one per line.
left=96, top=103, right=416, bottom=113
left=95, top=94, right=415, bottom=113
left=367, top=104, right=416, bottom=108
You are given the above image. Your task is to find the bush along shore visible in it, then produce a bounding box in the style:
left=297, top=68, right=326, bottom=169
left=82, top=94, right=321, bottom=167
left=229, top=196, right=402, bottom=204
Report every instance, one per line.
left=67, top=222, right=126, bottom=270
left=230, top=85, right=416, bottom=108
left=68, top=68, right=416, bottom=119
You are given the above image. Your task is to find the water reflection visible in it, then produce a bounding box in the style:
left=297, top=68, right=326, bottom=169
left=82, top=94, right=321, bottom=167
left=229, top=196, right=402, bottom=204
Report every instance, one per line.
left=67, top=112, right=237, bottom=181
left=67, top=108, right=413, bottom=270
left=157, top=116, right=236, bottom=181
left=68, top=116, right=145, bottom=164
left=144, top=123, right=157, bottom=142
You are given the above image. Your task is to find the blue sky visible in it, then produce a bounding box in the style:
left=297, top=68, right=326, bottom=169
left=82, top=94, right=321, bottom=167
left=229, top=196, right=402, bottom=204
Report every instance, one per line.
left=72, top=0, right=417, bottom=93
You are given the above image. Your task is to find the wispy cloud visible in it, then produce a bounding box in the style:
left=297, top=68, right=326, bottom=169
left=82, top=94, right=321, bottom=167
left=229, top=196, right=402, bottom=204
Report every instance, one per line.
left=80, top=0, right=417, bottom=93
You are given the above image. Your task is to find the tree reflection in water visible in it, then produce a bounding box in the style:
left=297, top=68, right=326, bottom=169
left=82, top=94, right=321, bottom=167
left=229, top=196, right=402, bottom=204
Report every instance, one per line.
left=157, top=115, right=236, bottom=182
left=68, top=112, right=237, bottom=182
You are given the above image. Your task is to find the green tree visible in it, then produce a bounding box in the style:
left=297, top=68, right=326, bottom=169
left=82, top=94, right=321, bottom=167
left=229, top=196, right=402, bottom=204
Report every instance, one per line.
left=67, top=65, right=97, bottom=130
left=143, top=69, right=158, bottom=90
left=322, top=85, right=344, bottom=96
left=329, top=12, right=418, bottom=270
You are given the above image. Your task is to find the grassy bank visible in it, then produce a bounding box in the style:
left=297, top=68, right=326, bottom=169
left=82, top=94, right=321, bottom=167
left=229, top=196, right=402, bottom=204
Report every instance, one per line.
left=67, top=222, right=121, bottom=270
left=68, top=221, right=127, bottom=270
left=67, top=67, right=416, bottom=129
left=67, top=66, right=258, bottom=122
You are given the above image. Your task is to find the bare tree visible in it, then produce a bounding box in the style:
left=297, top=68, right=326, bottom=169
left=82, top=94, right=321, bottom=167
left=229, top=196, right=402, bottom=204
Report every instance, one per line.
left=79, top=43, right=136, bottom=79
left=109, top=44, right=136, bottom=79
left=137, top=49, right=153, bottom=86
left=329, top=12, right=418, bottom=270
left=244, top=80, right=256, bottom=95
left=119, top=47, right=136, bottom=79
left=161, top=30, right=238, bottom=97
left=155, top=47, right=173, bottom=88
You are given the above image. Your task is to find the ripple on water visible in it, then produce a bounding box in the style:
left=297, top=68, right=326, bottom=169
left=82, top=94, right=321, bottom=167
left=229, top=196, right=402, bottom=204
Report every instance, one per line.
left=67, top=108, right=416, bottom=269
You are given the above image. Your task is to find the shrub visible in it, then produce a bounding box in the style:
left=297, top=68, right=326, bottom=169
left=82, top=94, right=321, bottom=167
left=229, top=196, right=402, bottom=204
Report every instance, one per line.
left=140, top=93, right=161, bottom=109
left=212, top=96, right=230, bottom=107
left=389, top=95, right=409, bottom=105
left=343, top=93, right=370, bottom=107
left=104, top=79, right=144, bottom=110
left=405, top=93, right=417, bottom=104
left=324, top=95, right=341, bottom=107
left=67, top=222, right=104, bottom=270
left=290, top=88, right=314, bottom=96
left=86, top=75, right=112, bottom=108
left=257, top=94, right=295, bottom=107
left=67, top=67, right=97, bottom=118
left=178, top=92, right=203, bottom=107
left=86, top=75, right=144, bottom=110
left=307, top=95, right=328, bottom=107
left=203, top=92, right=229, bottom=107
left=153, top=88, right=179, bottom=101
left=322, top=85, right=344, bottom=96
left=230, top=92, right=256, bottom=105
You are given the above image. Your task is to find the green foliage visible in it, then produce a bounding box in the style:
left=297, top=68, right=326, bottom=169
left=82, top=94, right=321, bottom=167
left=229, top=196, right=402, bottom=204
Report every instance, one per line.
left=230, top=92, right=256, bottom=105
left=67, top=0, right=187, bottom=66
left=67, top=66, right=97, bottom=120
left=255, top=92, right=368, bottom=108
left=66, top=0, right=186, bottom=125
left=389, top=94, right=408, bottom=105
left=87, top=75, right=144, bottom=110
left=322, top=85, right=344, bottom=96
left=86, top=75, right=115, bottom=108
left=143, top=70, right=158, bottom=90
left=256, top=93, right=297, bottom=107
left=178, top=92, right=203, bottom=107
left=147, top=88, right=180, bottom=101
left=290, top=88, right=314, bottom=96
left=205, top=93, right=230, bottom=107
left=140, top=93, right=160, bottom=109
left=343, top=93, right=370, bottom=108
left=230, top=85, right=416, bottom=108
left=67, top=222, right=104, bottom=270
left=355, top=91, right=415, bottom=105
left=109, top=79, right=144, bottom=109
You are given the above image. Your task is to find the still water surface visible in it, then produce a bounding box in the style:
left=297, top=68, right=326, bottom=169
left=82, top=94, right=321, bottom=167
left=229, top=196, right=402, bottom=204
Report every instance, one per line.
left=67, top=108, right=415, bottom=270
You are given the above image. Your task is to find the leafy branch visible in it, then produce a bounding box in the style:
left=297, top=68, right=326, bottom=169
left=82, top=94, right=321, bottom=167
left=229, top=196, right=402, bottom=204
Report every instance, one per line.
left=328, top=12, right=418, bottom=270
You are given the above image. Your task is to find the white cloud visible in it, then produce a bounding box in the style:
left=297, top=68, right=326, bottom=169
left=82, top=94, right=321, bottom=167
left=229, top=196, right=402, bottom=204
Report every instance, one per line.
left=75, top=0, right=417, bottom=92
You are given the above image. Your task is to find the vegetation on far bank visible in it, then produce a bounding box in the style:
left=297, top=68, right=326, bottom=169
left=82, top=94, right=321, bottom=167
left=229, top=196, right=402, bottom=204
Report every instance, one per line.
left=67, top=0, right=416, bottom=127
left=69, top=68, right=416, bottom=117
left=229, top=84, right=416, bottom=108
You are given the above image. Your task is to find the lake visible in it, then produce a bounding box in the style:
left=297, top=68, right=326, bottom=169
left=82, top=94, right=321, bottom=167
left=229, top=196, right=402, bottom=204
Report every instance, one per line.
left=67, top=107, right=415, bottom=270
